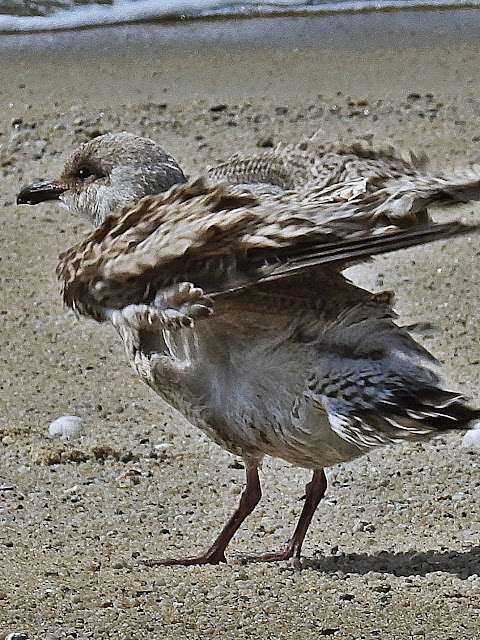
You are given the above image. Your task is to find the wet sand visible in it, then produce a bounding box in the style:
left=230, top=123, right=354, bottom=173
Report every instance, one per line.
left=1, top=20, right=480, bottom=640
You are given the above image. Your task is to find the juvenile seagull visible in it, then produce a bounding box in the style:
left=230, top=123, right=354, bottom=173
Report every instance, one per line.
left=17, top=133, right=480, bottom=565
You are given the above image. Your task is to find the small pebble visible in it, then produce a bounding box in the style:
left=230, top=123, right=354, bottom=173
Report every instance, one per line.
left=461, top=422, right=480, bottom=450
left=48, top=415, right=84, bottom=439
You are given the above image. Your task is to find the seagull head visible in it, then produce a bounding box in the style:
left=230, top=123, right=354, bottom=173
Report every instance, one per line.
left=17, top=132, right=187, bottom=225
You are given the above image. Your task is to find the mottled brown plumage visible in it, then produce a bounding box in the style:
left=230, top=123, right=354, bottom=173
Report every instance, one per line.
left=17, top=132, right=480, bottom=566
left=209, top=140, right=427, bottom=192
left=56, top=176, right=472, bottom=324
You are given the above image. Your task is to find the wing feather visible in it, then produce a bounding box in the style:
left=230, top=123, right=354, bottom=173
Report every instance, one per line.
left=56, top=176, right=479, bottom=321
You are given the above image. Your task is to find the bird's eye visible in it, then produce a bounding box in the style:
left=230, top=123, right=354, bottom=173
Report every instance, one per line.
left=77, top=167, right=93, bottom=180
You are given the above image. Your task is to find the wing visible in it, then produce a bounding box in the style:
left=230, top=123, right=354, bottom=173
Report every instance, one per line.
left=56, top=177, right=479, bottom=321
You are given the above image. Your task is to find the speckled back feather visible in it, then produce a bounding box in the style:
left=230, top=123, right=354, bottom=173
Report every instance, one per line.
left=209, top=141, right=428, bottom=191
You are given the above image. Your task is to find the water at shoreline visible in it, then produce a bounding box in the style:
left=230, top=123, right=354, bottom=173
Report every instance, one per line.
left=1, top=0, right=480, bottom=33
left=1, top=9, right=480, bottom=60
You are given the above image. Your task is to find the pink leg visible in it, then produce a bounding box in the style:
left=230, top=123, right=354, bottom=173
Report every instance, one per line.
left=145, top=460, right=262, bottom=566
left=234, top=469, right=327, bottom=562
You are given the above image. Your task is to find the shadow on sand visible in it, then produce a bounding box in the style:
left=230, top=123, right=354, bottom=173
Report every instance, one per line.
left=303, top=547, right=480, bottom=578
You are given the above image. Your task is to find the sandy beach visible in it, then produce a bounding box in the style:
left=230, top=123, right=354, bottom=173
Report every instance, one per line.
left=1, top=13, right=480, bottom=639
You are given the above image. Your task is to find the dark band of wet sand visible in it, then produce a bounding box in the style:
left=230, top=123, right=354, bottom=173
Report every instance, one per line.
left=1, top=10, right=480, bottom=114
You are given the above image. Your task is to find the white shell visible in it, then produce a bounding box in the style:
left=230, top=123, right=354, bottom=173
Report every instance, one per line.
left=461, top=422, right=480, bottom=450
left=48, top=415, right=85, bottom=439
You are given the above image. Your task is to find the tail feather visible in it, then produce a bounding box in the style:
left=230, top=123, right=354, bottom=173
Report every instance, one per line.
left=320, top=364, right=480, bottom=450
left=379, top=388, right=480, bottom=434
left=250, top=221, right=479, bottom=286
left=370, top=171, right=480, bottom=222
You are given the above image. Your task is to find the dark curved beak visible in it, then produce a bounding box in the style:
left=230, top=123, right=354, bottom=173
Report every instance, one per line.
left=17, top=180, right=66, bottom=206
